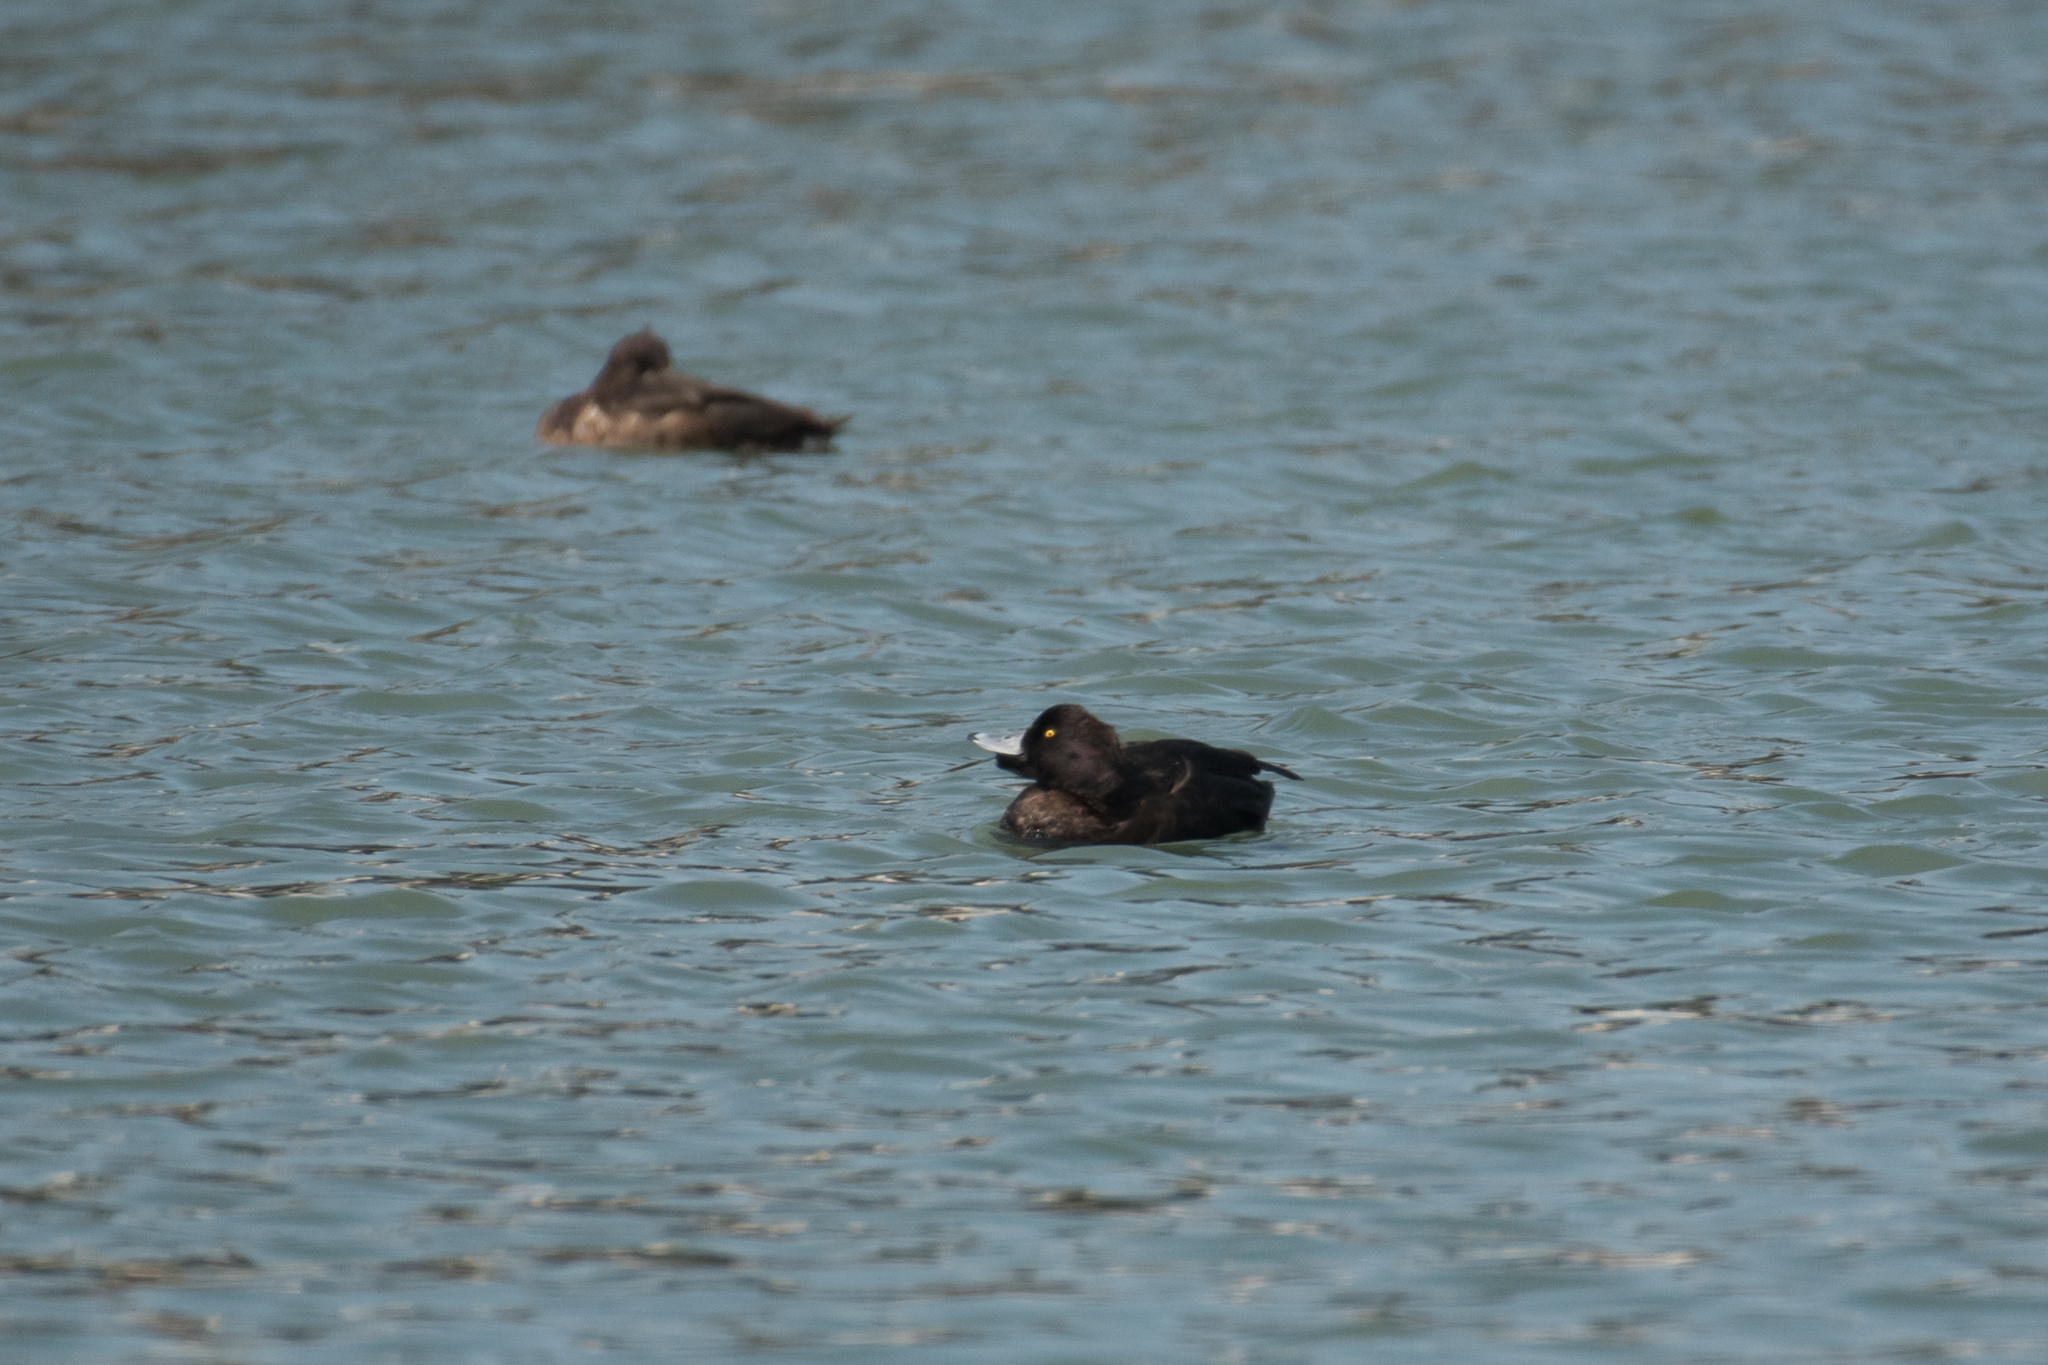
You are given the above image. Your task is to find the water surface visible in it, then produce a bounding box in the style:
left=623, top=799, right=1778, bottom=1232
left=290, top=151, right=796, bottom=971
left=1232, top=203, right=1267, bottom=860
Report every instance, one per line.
left=6, top=1, right=2048, bottom=1360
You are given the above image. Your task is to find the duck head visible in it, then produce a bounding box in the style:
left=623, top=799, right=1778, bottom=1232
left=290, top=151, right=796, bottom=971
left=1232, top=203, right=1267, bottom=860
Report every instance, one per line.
left=981, top=704, right=1125, bottom=803
left=593, top=328, right=672, bottom=398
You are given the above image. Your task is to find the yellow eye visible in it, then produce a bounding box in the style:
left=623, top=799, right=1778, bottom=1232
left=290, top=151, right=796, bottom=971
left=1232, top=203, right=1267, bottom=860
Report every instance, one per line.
left=1042, top=729, right=1056, bottom=738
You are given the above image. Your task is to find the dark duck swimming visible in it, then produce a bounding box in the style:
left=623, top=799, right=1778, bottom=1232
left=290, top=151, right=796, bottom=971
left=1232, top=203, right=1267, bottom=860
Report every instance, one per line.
left=973, top=704, right=1302, bottom=845
left=537, top=328, right=847, bottom=453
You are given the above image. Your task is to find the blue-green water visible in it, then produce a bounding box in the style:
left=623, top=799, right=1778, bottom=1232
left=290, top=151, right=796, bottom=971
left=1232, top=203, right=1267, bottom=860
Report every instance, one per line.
left=6, top=2, right=2048, bottom=1360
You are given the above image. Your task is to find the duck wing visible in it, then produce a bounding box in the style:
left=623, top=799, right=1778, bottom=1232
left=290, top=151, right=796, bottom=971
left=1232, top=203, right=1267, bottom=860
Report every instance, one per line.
left=623, top=372, right=842, bottom=452
left=612, top=370, right=721, bottom=417
left=1129, top=738, right=1301, bottom=783
left=1118, top=758, right=1278, bottom=842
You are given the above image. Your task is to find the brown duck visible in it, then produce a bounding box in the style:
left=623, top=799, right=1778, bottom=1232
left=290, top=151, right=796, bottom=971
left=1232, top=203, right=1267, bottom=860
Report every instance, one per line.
left=537, top=329, right=847, bottom=453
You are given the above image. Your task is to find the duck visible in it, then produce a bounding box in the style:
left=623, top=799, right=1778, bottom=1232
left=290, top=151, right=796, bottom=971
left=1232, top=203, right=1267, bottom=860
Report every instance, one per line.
left=537, top=328, right=847, bottom=453
left=972, top=703, right=1302, bottom=845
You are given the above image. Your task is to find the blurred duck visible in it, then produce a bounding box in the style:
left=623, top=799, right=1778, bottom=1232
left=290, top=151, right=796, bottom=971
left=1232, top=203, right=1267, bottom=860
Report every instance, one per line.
left=972, top=703, right=1301, bottom=845
left=537, top=328, right=846, bottom=453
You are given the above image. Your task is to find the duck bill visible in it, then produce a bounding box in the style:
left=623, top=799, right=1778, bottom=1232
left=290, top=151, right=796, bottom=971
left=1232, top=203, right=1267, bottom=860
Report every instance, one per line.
left=970, top=731, right=1025, bottom=757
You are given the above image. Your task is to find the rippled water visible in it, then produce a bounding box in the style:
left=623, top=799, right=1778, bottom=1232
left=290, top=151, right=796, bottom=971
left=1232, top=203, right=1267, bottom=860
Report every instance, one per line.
left=7, top=1, right=2048, bottom=1360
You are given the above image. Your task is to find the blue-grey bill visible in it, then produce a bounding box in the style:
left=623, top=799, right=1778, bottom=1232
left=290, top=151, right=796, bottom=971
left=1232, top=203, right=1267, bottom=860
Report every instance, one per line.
left=971, top=731, right=1025, bottom=756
